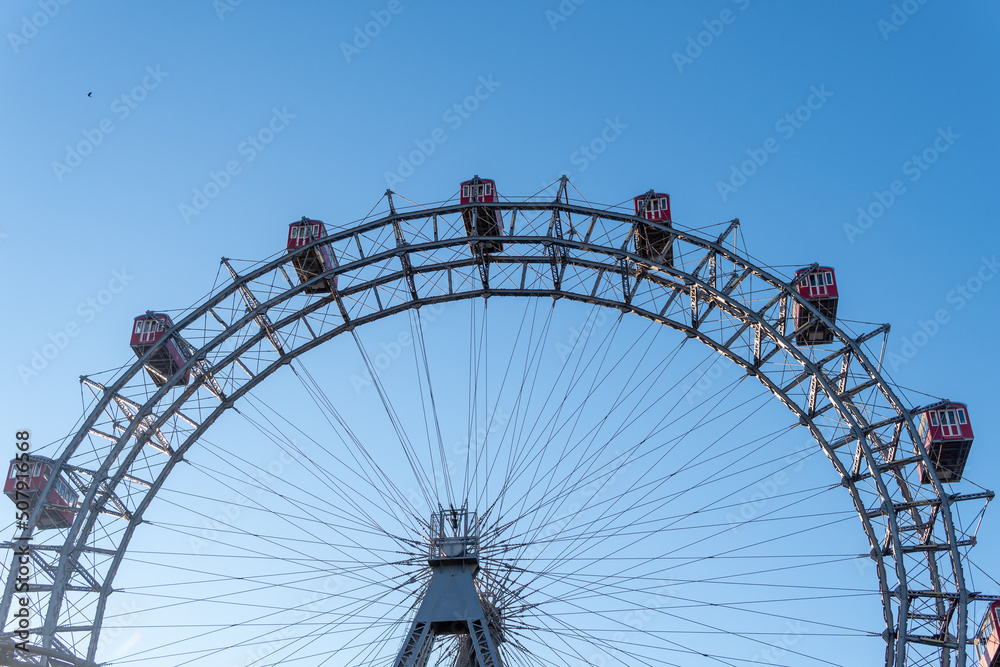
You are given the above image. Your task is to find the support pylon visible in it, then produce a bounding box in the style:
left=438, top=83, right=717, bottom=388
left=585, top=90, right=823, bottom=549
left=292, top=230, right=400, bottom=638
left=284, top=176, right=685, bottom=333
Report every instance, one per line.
left=393, top=508, right=503, bottom=667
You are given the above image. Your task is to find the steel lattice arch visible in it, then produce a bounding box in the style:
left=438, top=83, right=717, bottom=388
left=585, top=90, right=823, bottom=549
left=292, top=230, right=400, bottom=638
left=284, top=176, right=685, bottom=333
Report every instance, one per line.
left=0, top=180, right=993, bottom=667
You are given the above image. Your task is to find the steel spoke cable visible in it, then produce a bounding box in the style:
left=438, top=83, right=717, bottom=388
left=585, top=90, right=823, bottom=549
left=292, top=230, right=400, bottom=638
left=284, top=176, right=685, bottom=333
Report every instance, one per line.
left=105, top=568, right=405, bottom=643
left=109, top=562, right=415, bottom=666
left=237, top=581, right=407, bottom=667
left=528, top=604, right=737, bottom=667
left=233, top=387, right=414, bottom=535
left=508, top=539, right=863, bottom=632
left=496, top=316, right=748, bottom=556
left=517, top=376, right=771, bottom=585
left=508, top=490, right=849, bottom=640
left=483, top=297, right=490, bottom=507
left=467, top=296, right=492, bottom=507
left=507, top=559, right=876, bottom=635
left=533, top=393, right=800, bottom=573
left=106, top=564, right=388, bottom=596
left=497, top=556, right=871, bottom=596
left=102, top=380, right=426, bottom=664
left=350, top=327, right=436, bottom=512
left=496, top=308, right=657, bottom=562
left=288, top=361, right=424, bottom=533
left=121, top=520, right=403, bottom=593
left=488, top=297, right=558, bottom=528
left=153, top=484, right=399, bottom=538
left=505, top=437, right=821, bottom=555
left=492, top=393, right=786, bottom=553
left=116, top=550, right=407, bottom=612
left=476, top=348, right=804, bottom=636
left=175, top=437, right=415, bottom=567
left=526, top=483, right=853, bottom=605
left=533, top=583, right=849, bottom=667
left=495, top=302, right=616, bottom=519
left=510, top=425, right=816, bottom=542
left=475, top=294, right=545, bottom=527
left=523, top=620, right=860, bottom=667
left=501, top=501, right=850, bottom=563
left=178, top=443, right=391, bottom=540
left=409, top=307, right=455, bottom=510
left=404, top=309, right=446, bottom=515
left=504, top=308, right=648, bottom=557
left=454, top=293, right=558, bottom=602
left=109, top=569, right=400, bottom=619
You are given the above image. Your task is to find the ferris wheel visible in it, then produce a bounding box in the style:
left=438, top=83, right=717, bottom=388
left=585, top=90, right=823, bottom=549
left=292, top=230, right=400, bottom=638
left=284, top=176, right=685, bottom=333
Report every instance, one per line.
left=0, top=176, right=995, bottom=667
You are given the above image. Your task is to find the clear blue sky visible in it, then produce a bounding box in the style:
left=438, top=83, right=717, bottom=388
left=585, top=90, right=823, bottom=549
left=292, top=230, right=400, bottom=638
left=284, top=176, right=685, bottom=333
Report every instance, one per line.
left=1, top=1, right=998, bottom=665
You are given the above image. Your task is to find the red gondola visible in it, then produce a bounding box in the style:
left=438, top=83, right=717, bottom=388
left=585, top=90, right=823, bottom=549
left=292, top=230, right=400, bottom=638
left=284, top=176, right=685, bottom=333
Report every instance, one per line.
left=460, top=176, right=504, bottom=255
left=287, top=217, right=337, bottom=294
left=792, top=266, right=839, bottom=345
left=130, top=313, right=190, bottom=387
left=4, top=457, right=77, bottom=530
left=976, top=601, right=1000, bottom=667
left=632, top=192, right=674, bottom=265
left=917, top=402, right=974, bottom=483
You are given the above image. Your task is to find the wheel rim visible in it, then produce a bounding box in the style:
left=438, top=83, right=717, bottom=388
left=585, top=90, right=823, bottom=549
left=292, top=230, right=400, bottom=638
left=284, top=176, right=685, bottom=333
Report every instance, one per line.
left=0, top=185, right=987, bottom=666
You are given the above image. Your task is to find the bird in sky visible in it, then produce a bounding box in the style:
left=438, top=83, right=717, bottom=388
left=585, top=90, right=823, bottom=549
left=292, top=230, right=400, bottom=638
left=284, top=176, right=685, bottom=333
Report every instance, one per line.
left=87, top=92, right=92, bottom=97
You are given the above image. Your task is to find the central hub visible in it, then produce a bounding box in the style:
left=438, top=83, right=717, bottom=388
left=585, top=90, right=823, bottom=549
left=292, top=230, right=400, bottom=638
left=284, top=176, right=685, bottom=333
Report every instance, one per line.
left=428, top=507, right=479, bottom=565
left=393, top=506, right=502, bottom=666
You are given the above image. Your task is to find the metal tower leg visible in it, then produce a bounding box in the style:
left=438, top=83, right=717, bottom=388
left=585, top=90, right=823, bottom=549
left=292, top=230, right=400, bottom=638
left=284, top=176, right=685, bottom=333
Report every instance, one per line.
left=393, top=509, right=503, bottom=667
left=394, top=621, right=433, bottom=667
